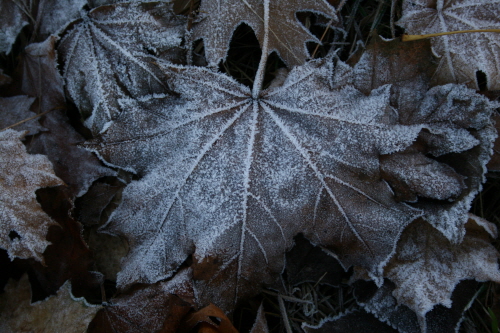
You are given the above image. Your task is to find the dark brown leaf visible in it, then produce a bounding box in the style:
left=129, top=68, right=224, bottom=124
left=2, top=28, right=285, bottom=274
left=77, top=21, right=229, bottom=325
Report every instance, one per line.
left=88, top=268, right=194, bottom=333
left=0, top=129, right=62, bottom=262
left=0, top=274, right=101, bottom=333
left=0, top=95, right=43, bottom=135
left=180, top=303, right=238, bottom=333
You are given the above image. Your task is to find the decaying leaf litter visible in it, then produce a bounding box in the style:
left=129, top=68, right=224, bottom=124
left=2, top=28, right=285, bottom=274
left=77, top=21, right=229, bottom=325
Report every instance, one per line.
left=0, top=0, right=499, bottom=331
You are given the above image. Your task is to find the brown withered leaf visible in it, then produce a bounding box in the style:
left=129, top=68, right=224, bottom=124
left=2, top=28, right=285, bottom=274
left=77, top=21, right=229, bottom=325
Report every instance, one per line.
left=17, top=35, right=65, bottom=115
left=15, top=35, right=114, bottom=197
left=74, top=180, right=124, bottom=226
left=58, top=1, right=186, bottom=134
left=191, top=0, right=337, bottom=67
left=0, top=95, right=43, bottom=135
left=180, top=303, right=238, bottom=333
left=88, top=268, right=194, bottom=333
left=397, top=0, right=500, bottom=90
left=0, top=129, right=62, bottom=262
left=28, top=186, right=103, bottom=302
left=345, top=34, right=437, bottom=117
left=0, top=274, right=101, bottom=333
left=383, top=216, right=500, bottom=329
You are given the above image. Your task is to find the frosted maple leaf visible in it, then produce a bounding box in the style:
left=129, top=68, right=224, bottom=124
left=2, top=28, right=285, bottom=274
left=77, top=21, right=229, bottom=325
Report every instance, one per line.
left=397, top=0, right=500, bottom=90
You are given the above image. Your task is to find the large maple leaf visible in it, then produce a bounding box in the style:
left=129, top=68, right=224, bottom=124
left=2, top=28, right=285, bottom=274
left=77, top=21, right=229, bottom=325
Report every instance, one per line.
left=397, top=0, right=500, bottom=90
left=191, top=0, right=337, bottom=67
left=86, top=58, right=423, bottom=308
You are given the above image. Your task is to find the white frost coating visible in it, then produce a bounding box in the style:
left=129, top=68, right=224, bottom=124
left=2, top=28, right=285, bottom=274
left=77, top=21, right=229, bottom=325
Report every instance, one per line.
left=397, top=0, right=500, bottom=90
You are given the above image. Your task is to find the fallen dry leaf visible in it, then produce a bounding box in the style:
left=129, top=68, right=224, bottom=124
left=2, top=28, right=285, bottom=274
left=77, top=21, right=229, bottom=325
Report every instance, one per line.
left=0, top=95, right=42, bottom=135
left=0, top=274, right=101, bottom=333
left=88, top=268, right=194, bottom=333
left=0, top=129, right=62, bottom=262
left=383, top=216, right=500, bottom=329
left=180, top=303, right=238, bottom=333
left=58, top=1, right=186, bottom=134
left=397, top=0, right=500, bottom=90
left=191, top=0, right=337, bottom=67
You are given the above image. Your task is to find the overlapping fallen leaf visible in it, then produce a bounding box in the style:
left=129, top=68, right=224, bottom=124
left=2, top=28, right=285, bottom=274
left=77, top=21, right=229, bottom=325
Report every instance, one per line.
left=397, top=0, right=500, bottom=90
left=0, top=274, right=101, bottom=333
left=0, top=129, right=62, bottom=262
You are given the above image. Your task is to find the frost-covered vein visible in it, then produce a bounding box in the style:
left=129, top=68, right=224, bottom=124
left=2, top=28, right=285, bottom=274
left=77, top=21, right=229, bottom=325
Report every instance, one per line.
left=248, top=192, right=286, bottom=243
left=262, top=100, right=385, bottom=127
left=236, top=101, right=259, bottom=295
left=91, top=19, right=168, bottom=25
left=168, top=68, right=249, bottom=98
left=444, top=12, right=480, bottom=29
left=62, top=25, right=85, bottom=77
left=98, top=101, right=251, bottom=147
left=89, top=23, right=165, bottom=86
left=264, top=70, right=316, bottom=98
left=143, top=104, right=249, bottom=259
left=245, top=227, right=268, bottom=264
left=323, top=175, right=401, bottom=212
left=312, top=186, right=324, bottom=225
left=263, top=104, right=374, bottom=256
left=86, top=25, right=114, bottom=122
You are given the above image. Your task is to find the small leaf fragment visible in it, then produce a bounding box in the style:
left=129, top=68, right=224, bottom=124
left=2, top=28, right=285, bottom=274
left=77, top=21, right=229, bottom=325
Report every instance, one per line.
left=0, top=129, right=62, bottom=261
left=0, top=274, right=101, bottom=333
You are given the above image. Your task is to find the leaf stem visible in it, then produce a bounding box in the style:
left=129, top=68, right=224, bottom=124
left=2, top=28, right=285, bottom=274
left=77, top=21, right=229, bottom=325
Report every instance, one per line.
left=402, top=29, right=500, bottom=42
left=252, top=0, right=270, bottom=99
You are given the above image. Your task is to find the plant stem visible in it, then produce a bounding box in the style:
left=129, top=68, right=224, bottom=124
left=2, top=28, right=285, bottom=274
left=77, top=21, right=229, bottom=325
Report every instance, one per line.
left=402, top=29, right=500, bottom=41
left=252, top=0, right=270, bottom=99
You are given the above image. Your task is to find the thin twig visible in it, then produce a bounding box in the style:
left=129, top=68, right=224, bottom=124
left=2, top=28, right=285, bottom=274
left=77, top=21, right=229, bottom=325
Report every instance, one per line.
left=0, top=107, right=59, bottom=132
left=402, top=29, right=500, bottom=41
